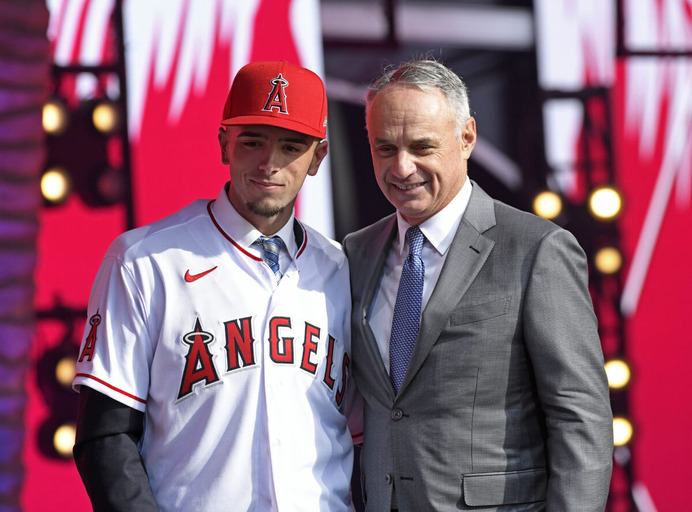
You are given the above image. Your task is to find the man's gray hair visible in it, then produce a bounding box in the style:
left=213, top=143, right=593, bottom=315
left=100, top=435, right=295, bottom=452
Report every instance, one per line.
left=366, top=59, right=471, bottom=137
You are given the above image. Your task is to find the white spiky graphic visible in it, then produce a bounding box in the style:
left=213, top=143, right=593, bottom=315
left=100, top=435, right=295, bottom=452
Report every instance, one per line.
left=535, top=0, right=691, bottom=316
left=620, top=0, right=692, bottom=315
left=45, top=0, right=334, bottom=235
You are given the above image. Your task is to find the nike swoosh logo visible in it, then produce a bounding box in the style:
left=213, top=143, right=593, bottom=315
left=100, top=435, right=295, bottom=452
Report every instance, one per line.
left=184, top=266, right=217, bottom=283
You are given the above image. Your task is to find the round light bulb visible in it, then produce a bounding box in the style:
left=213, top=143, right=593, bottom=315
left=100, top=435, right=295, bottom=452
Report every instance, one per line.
left=55, top=357, right=77, bottom=387
left=594, top=247, right=623, bottom=274
left=605, top=359, right=631, bottom=389
left=613, top=417, right=633, bottom=446
left=589, top=187, right=622, bottom=220
left=53, top=423, right=76, bottom=458
left=43, top=100, right=69, bottom=135
left=92, top=101, right=119, bottom=134
left=41, top=168, right=71, bottom=204
left=533, top=191, right=563, bottom=220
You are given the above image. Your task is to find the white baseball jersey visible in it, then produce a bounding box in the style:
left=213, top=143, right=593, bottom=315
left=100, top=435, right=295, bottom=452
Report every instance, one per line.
left=74, top=184, right=363, bottom=512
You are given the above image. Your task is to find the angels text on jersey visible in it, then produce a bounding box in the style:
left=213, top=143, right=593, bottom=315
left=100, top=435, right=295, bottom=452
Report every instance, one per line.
left=79, top=311, right=351, bottom=408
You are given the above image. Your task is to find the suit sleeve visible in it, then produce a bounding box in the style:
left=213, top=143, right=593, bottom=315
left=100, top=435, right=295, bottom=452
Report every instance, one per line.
left=73, top=386, right=158, bottom=511
left=523, top=228, right=613, bottom=511
left=342, top=235, right=364, bottom=445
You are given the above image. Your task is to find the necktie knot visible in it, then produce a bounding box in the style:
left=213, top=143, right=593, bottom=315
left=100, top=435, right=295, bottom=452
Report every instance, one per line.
left=254, top=235, right=283, bottom=281
left=406, top=226, right=424, bottom=257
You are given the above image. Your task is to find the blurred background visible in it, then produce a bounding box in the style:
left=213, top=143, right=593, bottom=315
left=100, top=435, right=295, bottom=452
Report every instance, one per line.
left=0, top=0, right=690, bottom=510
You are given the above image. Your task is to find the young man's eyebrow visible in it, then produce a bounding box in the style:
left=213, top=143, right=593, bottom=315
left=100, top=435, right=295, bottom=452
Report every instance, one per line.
left=278, top=136, right=310, bottom=145
left=237, top=130, right=268, bottom=139
left=237, top=131, right=309, bottom=146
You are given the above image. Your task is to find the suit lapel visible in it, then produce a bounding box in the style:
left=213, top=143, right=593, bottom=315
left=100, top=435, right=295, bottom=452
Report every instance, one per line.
left=353, top=216, right=398, bottom=396
left=358, top=218, right=396, bottom=317
left=398, top=182, right=496, bottom=395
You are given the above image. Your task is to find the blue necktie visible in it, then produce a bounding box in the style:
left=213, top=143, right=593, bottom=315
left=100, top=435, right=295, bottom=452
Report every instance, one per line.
left=389, top=226, right=425, bottom=394
left=255, top=235, right=283, bottom=282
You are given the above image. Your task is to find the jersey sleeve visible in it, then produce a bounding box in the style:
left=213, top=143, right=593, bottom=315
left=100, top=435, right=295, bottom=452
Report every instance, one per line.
left=73, top=253, right=154, bottom=413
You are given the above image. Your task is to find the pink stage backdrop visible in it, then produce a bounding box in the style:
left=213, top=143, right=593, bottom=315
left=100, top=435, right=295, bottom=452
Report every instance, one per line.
left=614, top=54, right=692, bottom=510
left=26, top=0, right=692, bottom=510
left=535, top=1, right=692, bottom=510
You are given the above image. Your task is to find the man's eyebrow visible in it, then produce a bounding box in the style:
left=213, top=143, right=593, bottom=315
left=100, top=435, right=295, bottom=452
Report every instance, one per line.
left=237, top=131, right=309, bottom=146
left=278, top=136, right=310, bottom=145
left=372, top=137, right=437, bottom=145
left=411, top=137, right=437, bottom=145
left=237, top=131, right=268, bottom=139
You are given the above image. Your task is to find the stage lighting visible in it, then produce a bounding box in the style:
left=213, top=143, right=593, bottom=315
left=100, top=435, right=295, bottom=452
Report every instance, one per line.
left=43, top=96, right=126, bottom=208
left=41, top=167, right=72, bottom=205
left=43, top=98, right=69, bottom=135
left=53, top=423, right=76, bottom=458
left=589, top=187, right=622, bottom=220
left=91, top=100, right=120, bottom=135
left=594, top=247, right=623, bottom=274
left=533, top=191, right=562, bottom=220
left=36, top=339, right=80, bottom=460
left=613, top=417, right=633, bottom=446
left=55, top=356, right=77, bottom=388
left=605, top=359, right=631, bottom=389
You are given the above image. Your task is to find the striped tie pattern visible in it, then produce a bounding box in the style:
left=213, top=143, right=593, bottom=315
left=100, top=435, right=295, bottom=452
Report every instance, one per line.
left=389, top=226, right=425, bottom=394
left=254, top=235, right=283, bottom=282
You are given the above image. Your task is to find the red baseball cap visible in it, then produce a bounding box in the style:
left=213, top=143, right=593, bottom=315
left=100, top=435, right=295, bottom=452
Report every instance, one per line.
left=221, top=60, right=328, bottom=139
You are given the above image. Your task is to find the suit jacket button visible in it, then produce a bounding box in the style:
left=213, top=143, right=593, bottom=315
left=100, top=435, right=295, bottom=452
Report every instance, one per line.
left=384, top=473, right=392, bottom=484
left=391, top=408, right=403, bottom=421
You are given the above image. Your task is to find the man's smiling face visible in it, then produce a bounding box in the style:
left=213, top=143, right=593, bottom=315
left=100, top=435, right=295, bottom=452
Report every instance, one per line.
left=366, top=84, right=476, bottom=225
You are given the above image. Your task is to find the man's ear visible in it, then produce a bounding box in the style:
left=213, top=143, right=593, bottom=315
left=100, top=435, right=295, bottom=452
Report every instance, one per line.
left=218, top=127, right=230, bottom=165
left=307, top=140, right=328, bottom=176
left=461, top=117, right=476, bottom=157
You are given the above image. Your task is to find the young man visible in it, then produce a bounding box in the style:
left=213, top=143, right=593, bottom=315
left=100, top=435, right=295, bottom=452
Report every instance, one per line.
left=344, top=59, right=613, bottom=511
left=73, top=60, right=362, bottom=511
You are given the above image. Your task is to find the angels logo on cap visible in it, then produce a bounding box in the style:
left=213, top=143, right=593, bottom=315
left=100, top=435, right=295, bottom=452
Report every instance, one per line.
left=221, top=60, right=328, bottom=139
left=262, top=73, right=289, bottom=115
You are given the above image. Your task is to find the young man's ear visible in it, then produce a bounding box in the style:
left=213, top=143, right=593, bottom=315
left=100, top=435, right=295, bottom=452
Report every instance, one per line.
left=218, top=127, right=230, bottom=165
left=307, top=140, right=328, bottom=176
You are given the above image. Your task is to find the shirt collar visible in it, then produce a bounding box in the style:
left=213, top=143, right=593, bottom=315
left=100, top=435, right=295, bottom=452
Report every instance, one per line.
left=212, top=182, right=298, bottom=259
left=395, top=178, right=473, bottom=256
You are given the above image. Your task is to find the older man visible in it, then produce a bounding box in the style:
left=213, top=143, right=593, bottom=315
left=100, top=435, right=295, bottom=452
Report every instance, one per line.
left=344, top=59, right=613, bottom=511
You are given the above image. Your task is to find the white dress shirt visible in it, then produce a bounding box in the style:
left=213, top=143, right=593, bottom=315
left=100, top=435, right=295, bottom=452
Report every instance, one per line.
left=368, top=178, right=473, bottom=372
left=212, top=189, right=298, bottom=281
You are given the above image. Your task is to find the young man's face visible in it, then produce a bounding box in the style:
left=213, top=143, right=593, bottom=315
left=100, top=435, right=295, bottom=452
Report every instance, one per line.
left=218, top=124, right=327, bottom=234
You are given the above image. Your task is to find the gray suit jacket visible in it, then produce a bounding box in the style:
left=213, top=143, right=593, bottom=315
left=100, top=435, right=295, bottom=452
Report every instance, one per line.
left=343, top=182, right=613, bottom=511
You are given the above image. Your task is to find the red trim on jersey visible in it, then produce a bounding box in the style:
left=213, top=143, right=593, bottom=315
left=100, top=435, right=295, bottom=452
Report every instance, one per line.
left=207, top=200, right=308, bottom=261
left=295, top=220, right=308, bottom=258
left=75, top=373, right=147, bottom=404
left=207, top=201, right=262, bottom=261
